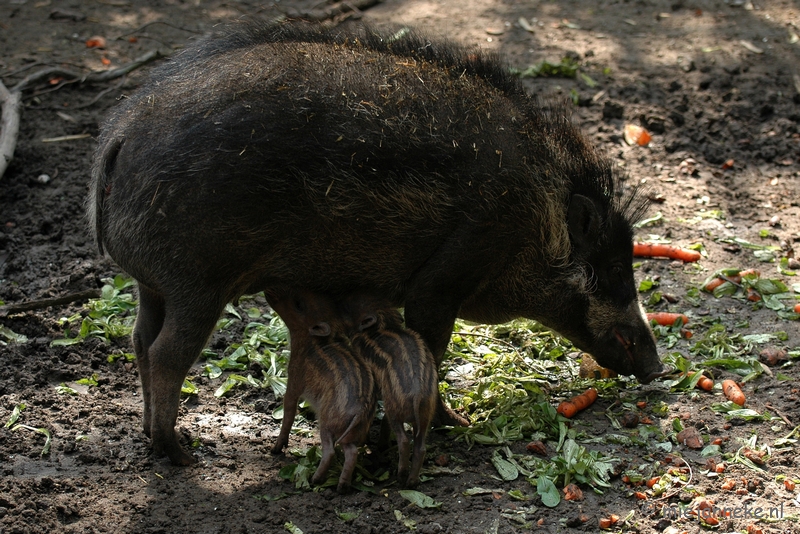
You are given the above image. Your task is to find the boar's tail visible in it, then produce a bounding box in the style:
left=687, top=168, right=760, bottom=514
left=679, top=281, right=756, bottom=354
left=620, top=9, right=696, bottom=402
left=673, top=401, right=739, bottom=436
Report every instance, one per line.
left=88, top=137, right=123, bottom=255
left=334, top=413, right=364, bottom=447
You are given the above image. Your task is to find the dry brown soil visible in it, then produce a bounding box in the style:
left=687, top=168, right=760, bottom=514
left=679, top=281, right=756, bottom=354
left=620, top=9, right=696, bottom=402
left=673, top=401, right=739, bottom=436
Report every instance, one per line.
left=1, top=1, right=800, bottom=533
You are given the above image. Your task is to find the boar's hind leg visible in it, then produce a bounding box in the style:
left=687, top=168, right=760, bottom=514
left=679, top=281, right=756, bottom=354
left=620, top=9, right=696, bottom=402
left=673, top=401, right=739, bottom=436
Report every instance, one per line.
left=270, top=368, right=303, bottom=454
left=337, top=442, right=359, bottom=495
left=146, top=298, right=224, bottom=465
left=132, top=284, right=165, bottom=439
left=312, top=426, right=335, bottom=487
left=389, top=417, right=411, bottom=486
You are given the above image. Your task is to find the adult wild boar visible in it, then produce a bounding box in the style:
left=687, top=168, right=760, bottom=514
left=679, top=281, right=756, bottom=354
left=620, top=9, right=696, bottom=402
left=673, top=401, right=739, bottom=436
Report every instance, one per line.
left=89, top=20, right=665, bottom=465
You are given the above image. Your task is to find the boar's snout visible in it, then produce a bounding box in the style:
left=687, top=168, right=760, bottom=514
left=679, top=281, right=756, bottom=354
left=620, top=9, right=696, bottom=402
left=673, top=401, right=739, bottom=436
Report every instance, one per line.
left=584, top=316, right=665, bottom=384
left=613, top=322, right=666, bottom=384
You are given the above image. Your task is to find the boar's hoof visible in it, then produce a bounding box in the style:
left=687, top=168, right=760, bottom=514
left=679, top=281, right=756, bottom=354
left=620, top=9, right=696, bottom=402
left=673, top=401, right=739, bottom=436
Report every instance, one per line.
left=404, top=475, right=420, bottom=489
left=156, top=441, right=196, bottom=466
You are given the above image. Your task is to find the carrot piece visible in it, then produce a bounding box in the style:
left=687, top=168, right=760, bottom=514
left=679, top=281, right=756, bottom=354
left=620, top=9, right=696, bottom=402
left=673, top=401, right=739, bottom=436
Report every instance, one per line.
left=599, top=518, right=613, bottom=529
left=739, top=268, right=760, bottom=278
left=646, top=312, right=689, bottom=327
left=624, top=124, right=652, bottom=146
left=85, top=36, right=107, bottom=49
left=722, top=380, right=746, bottom=406
left=609, top=514, right=620, bottom=525
left=557, top=387, right=598, bottom=418
left=563, top=483, right=583, bottom=501
left=794, top=303, right=800, bottom=313
left=785, top=479, right=796, bottom=491
left=704, top=277, right=726, bottom=292
left=633, top=243, right=701, bottom=262
left=634, top=491, right=648, bottom=500
left=646, top=477, right=659, bottom=488
left=688, top=372, right=714, bottom=391
left=746, top=288, right=761, bottom=302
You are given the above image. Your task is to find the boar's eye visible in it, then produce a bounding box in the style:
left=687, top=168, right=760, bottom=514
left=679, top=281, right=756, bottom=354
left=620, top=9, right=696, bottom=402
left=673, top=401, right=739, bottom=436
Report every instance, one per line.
left=609, top=263, right=623, bottom=280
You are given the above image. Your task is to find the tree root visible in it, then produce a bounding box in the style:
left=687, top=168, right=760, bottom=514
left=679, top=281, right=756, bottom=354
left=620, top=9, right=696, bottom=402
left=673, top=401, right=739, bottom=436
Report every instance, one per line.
left=0, top=49, right=164, bottom=181
left=0, top=288, right=102, bottom=318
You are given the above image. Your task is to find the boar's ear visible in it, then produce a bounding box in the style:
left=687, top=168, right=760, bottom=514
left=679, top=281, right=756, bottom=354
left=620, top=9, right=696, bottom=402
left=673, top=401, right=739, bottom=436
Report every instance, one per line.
left=567, top=194, right=602, bottom=255
left=309, top=322, right=331, bottom=337
left=358, top=315, right=377, bottom=331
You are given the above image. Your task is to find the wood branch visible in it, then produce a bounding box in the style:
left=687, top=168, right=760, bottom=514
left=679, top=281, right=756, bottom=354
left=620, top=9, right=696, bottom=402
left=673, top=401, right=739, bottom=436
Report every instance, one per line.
left=0, top=49, right=164, bottom=180
left=0, top=80, right=21, bottom=180
left=302, top=0, right=381, bottom=21
left=0, top=288, right=101, bottom=317
left=11, top=49, right=164, bottom=94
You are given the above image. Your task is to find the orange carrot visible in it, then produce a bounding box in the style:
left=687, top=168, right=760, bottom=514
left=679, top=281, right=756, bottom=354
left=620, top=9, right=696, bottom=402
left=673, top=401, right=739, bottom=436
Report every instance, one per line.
left=688, top=372, right=714, bottom=391
left=646, top=477, right=659, bottom=488
left=633, top=243, right=701, bottom=262
left=704, top=277, right=726, bottom=292
left=634, top=491, right=648, bottom=500
left=646, top=312, right=689, bottom=326
left=746, top=288, right=761, bottom=302
left=599, top=518, right=613, bottom=529
left=794, top=303, right=800, bottom=314
left=722, top=380, right=746, bottom=406
left=563, top=483, right=583, bottom=501
left=739, top=269, right=760, bottom=278
left=557, top=387, right=598, bottom=418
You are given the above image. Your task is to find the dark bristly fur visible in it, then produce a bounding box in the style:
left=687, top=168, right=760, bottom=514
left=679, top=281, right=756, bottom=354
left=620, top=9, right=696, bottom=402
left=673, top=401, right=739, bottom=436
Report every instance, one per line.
left=344, top=295, right=437, bottom=488
left=267, top=289, right=376, bottom=494
left=89, top=18, right=664, bottom=465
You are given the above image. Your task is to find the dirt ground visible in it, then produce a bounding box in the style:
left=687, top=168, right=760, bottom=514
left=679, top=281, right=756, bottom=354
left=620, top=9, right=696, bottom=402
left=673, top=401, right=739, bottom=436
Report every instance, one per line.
left=1, top=0, right=800, bottom=533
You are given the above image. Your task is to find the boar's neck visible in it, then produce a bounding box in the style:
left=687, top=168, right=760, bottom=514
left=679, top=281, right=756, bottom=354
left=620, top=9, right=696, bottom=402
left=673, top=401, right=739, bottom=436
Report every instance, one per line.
left=458, top=256, right=583, bottom=326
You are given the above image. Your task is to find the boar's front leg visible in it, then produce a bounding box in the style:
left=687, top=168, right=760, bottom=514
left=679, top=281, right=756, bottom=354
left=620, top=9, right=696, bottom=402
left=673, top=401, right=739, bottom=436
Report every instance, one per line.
left=403, top=222, right=504, bottom=427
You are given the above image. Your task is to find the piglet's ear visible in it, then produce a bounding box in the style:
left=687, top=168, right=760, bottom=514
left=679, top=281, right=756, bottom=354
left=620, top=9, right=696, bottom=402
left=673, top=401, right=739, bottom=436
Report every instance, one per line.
left=309, top=322, right=331, bottom=337
left=359, top=315, right=377, bottom=331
